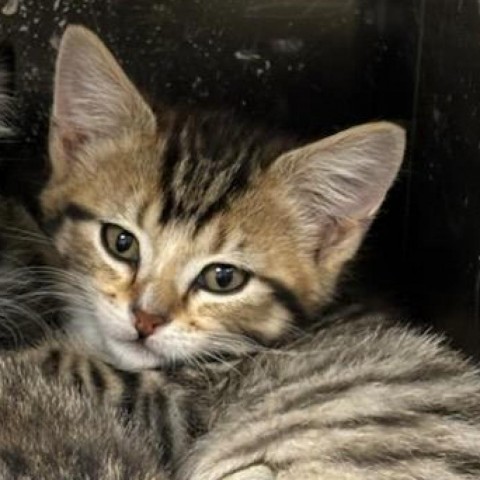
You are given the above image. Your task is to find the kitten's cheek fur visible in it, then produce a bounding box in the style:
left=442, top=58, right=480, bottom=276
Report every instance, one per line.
left=68, top=293, right=136, bottom=355
left=97, top=299, right=137, bottom=338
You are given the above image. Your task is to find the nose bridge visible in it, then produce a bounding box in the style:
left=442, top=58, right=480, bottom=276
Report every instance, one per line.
left=150, top=277, right=178, bottom=311
left=137, top=226, right=192, bottom=311
left=139, top=261, right=181, bottom=313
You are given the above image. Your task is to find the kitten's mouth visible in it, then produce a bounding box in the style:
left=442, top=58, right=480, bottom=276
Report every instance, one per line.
left=105, top=336, right=163, bottom=370
left=129, top=334, right=165, bottom=357
left=125, top=334, right=154, bottom=350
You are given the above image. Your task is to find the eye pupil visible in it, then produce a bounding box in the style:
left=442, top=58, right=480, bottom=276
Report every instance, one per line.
left=116, top=232, right=133, bottom=253
left=215, top=266, right=233, bottom=288
left=197, top=263, right=249, bottom=294
left=101, top=224, right=139, bottom=264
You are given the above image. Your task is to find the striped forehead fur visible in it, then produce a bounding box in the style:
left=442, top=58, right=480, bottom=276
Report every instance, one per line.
left=159, top=110, right=292, bottom=228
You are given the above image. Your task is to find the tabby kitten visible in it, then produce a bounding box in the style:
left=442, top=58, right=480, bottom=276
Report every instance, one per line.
left=4, top=25, right=480, bottom=480
left=42, top=26, right=405, bottom=371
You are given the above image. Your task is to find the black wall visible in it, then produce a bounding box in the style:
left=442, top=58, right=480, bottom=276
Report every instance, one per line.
left=1, top=0, right=479, bottom=357
left=407, top=0, right=480, bottom=357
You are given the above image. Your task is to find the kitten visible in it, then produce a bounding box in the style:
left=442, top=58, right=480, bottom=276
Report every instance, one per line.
left=3, top=25, right=480, bottom=480
left=42, top=26, right=405, bottom=371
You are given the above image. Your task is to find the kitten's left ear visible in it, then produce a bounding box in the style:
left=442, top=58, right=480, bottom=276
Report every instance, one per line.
left=270, top=122, right=405, bottom=266
left=51, top=25, right=156, bottom=175
left=273, top=122, right=406, bottom=225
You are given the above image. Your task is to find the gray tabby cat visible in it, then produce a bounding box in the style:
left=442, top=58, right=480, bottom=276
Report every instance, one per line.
left=1, top=25, right=480, bottom=480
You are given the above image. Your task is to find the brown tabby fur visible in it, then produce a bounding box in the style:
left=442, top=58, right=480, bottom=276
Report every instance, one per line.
left=2, top=25, right=480, bottom=480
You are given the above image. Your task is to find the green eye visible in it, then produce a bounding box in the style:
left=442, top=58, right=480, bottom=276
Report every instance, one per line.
left=101, top=223, right=140, bottom=264
left=197, top=263, right=250, bottom=294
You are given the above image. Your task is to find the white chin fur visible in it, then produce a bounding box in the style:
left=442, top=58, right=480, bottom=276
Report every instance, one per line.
left=68, top=306, right=210, bottom=370
left=104, top=338, right=164, bottom=371
left=105, top=325, right=210, bottom=370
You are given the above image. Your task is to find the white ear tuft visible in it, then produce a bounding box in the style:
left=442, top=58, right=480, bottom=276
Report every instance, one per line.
left=274, top=122, right=406, bottom=223
left=51, top=25, right=155, bottom=162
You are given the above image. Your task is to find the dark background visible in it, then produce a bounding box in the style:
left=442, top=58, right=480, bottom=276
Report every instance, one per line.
left=1, top=0, right=479, bottom=358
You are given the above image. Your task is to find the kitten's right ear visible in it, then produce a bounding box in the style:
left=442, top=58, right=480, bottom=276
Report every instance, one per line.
left=51, top=26, right=156, bottom=176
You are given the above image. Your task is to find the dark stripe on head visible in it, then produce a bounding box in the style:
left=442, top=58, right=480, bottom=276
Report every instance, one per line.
left=64, top=203, right=95, bottom=222
left=170, top=123, right=199, bottom=222
left=198, top=173, right=252, bottom=229
left=157, top=112, right=282, bottom=230
left=193, top=141, right=260, bottom=234
left=182, top=128, right=199, bottom=187
left=42, top=202, right=96, bottom=235
left=160, top=114, right=185, bottom=224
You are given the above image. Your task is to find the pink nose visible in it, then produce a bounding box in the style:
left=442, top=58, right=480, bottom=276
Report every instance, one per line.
left=133, top=308, right=169, bottom=339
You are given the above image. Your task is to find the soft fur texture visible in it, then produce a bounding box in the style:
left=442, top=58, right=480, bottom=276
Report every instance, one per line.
left=6, top=309, right=480, bottom=480
left=2, top=25, right=480, bottom=480
left=0, top=353, right=166, bottom=480
left=181, top=314, right=480, bottom=480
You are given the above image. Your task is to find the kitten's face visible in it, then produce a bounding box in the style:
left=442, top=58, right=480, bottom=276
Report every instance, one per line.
left=42, top=121, right=338, bottom=369
left=41, top=26, right=405, bottom=370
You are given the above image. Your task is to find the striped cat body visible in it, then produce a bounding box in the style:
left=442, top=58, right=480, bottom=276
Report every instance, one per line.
left=16, top=337, right=206, bottom=470
left=182, top=313, right=480, bottom=480
left=6, top=309, right=480, bottom=480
